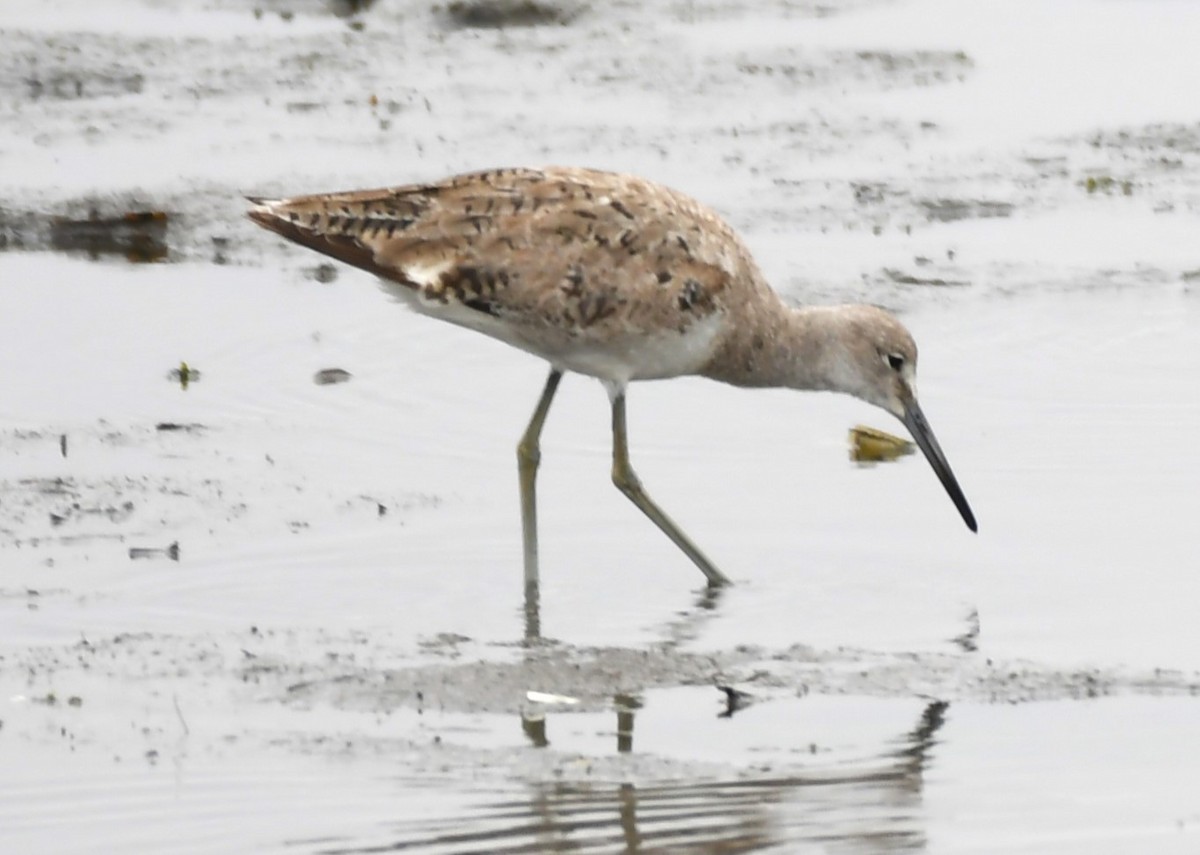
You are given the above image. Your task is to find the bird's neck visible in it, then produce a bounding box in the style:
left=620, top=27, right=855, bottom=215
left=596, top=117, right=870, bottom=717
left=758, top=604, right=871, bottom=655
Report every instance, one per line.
left=702, top=302, right=843, bottom=391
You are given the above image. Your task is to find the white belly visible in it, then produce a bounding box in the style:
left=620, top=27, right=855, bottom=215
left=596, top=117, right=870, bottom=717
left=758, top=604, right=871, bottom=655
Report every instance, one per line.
left=379, top=279, right=724, bottom=386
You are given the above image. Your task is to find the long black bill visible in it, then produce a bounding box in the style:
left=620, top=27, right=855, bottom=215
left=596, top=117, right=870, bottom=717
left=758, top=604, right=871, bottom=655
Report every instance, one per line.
left=901, top=399, right=977, bottom=532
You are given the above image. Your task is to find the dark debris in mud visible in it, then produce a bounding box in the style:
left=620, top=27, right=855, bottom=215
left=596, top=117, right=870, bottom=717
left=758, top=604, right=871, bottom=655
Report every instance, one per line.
left=49, top=210, right=170, bottom=262
left=919, top=198, right=1014, bottom=223
left=1, top=203, right=172, bottom=262
left=737, top=48, right=972, bottom=92
left=313, top=367, right=353, bottom=386
left=328, top=0, right=380, bottom=17
left=1087, top=122, right=1200, bottom=155
left=881, top=267, right=970, bottom=288
left=128, top=540, right=181, bottom=561
left=438, top=0, right=588, bottom=30
left=0, top=45, right=145, bottom=103
left=155, top=422, right=206, bottom=433
left=666, top=0, right=896, bottom=24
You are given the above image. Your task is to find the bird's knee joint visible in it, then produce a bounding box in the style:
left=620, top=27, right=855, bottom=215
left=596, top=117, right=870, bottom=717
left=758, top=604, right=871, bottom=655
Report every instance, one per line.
left=611, top=466, right=639, bottom=494
left=517, top=441, right=541, bottom=469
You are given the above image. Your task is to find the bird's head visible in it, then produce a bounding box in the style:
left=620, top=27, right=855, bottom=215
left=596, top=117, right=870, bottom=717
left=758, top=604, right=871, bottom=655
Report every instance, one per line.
left=825, top=305, right=977, bottom=533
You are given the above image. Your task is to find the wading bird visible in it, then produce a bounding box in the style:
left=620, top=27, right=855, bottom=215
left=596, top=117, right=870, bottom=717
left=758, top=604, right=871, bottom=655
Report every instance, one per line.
left=248, top=167, right=976, bottom=588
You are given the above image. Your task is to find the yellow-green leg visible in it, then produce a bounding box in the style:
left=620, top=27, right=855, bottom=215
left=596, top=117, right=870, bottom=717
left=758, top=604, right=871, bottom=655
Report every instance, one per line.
left=609, top=390, right=731, bottom=587
left=518, top=368, right=563, bottom=591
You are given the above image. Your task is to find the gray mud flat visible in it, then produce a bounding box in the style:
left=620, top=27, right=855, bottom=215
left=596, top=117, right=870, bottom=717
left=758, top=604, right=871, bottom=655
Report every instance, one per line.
left=4, top=0, right=1200, bottom=852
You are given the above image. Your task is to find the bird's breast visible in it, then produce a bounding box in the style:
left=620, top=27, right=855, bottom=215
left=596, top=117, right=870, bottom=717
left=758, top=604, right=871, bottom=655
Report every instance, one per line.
left=535, top=312, right=727, bottom=384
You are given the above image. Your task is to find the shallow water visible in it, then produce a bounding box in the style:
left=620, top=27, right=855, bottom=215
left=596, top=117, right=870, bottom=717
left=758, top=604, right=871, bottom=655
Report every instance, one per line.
left=3, top=258, right=1196, bottom=666
left=4, top=690, right=1199, bottom=853
left=4, top=0, right=1200, bottom=852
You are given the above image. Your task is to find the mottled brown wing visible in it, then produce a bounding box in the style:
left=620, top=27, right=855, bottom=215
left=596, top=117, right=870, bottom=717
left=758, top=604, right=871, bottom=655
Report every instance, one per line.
left=247, top=166, right=743, bottom=337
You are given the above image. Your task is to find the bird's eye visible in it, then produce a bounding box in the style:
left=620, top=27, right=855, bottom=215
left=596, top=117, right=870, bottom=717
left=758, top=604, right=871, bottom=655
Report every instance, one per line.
left=885, top=352, right=905, bottom=372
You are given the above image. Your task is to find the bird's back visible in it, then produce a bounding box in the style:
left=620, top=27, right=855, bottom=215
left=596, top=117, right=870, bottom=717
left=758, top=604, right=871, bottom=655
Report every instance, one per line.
left=248, top=167, right=774, bottom=382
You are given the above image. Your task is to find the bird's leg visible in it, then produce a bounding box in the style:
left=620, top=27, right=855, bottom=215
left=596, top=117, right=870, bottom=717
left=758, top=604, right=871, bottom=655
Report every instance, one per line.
left=518, top=368, right=563, bottom=592
left=609, top=391, right=731, bottom=587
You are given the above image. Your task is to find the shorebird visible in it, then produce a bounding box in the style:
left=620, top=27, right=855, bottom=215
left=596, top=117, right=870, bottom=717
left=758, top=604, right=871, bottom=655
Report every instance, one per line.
left=247, top=167, right=976, bottom=587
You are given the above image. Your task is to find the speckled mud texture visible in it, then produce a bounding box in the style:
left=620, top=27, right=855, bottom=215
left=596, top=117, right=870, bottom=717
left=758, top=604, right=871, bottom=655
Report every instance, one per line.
left=4, top=1, right=1200, bottom=852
